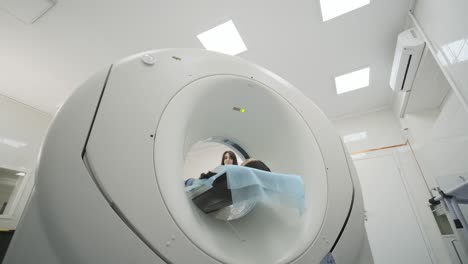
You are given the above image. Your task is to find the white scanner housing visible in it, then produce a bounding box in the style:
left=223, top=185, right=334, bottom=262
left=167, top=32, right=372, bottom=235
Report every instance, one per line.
left=4, top=49, right=372, bottom=264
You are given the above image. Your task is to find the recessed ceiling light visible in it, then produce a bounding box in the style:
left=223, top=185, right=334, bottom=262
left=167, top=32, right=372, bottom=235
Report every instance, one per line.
left=197, top=20, right=247, bottom=56
left=16, top=172, right=26, bottom=176
left=351, top=153, right=367, bottom=159
left=335, top=67, right=370, bottom=94
left=320, top=0, right=370, bottom=21
left=343, top=131, right=368, bottom=143
left=1, top=137, right=27, bottom=148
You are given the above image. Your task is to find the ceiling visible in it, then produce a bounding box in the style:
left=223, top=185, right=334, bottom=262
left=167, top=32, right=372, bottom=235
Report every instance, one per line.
left=0, top=0, right=411, bottom=118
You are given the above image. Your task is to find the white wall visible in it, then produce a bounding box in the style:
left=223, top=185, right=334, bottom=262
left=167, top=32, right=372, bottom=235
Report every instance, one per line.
left=395, top=0, right=468, bottom=187
left=0, top=95, right=52, bottom=230
left=333, top=108, right=453, bottom=263
left=402, top=90, right=468, bottom=188
left=394, top=3, right=468, bottom=261
left=396, top=77, right=468, bottom=264
left=332, top=109, right=405, bottom=153
left=401, top=88, right=468, bottom=255
left=413, top=0, right=468, bottom=111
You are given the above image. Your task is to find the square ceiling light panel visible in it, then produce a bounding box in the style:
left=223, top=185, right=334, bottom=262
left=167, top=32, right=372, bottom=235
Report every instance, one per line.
left=197, top=20, right=247, bottom=56
left=320, top=0, right=370, bottom=21
left=335, top=67, right=370, bottom=94
left=343, top=131, right=368, bottom=143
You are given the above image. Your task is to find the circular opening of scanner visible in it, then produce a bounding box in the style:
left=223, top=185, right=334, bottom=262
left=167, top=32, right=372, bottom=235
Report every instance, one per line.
left=153, top=75, right=327, bottom=264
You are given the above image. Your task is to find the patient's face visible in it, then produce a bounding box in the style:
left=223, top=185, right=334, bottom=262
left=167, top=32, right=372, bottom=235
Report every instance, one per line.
left=224, top=153, right=234, bottom=165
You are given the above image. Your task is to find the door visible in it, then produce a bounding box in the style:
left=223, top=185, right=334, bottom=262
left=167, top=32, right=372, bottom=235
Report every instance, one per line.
left=353, top=150, right=433, bottom=264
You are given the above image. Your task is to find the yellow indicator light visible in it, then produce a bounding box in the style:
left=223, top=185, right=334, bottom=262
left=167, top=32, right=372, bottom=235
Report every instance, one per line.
left=233, top=107, right=246, bottom=113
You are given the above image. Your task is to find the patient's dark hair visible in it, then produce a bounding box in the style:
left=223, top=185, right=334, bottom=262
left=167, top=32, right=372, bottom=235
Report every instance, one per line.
left=242, top=159, right=271, bottom=172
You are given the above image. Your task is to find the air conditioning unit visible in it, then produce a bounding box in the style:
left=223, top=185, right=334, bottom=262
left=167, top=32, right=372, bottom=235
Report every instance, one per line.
left=389, top=28, right=425, bottom=92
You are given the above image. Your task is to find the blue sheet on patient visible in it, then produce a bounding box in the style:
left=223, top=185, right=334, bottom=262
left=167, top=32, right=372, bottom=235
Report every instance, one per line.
left=186, top=165, right=305, bottom=213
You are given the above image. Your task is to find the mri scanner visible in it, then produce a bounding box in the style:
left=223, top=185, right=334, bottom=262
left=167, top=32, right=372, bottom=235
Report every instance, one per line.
left=4, top=49, right=373, bottom=264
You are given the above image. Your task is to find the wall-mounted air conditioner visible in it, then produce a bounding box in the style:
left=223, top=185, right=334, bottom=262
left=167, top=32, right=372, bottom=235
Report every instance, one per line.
left=389, top=28, right=425, bottom=92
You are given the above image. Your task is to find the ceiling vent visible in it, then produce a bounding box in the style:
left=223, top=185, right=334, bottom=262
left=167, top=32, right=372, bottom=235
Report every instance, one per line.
left=389, top=28, right=425, bottom=92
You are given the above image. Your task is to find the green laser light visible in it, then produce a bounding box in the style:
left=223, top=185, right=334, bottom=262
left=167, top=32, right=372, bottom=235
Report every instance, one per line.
left=233, top=107, right=246, bottom=113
